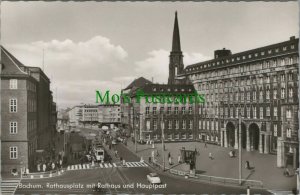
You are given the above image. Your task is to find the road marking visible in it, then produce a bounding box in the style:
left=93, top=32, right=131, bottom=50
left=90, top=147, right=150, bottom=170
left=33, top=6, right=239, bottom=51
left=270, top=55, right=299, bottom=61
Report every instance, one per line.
left=104, top=163, right=108, bottom=168
left=100, top=163, right=104, bottom=168
left=71, top=165, right=74, bottom=170
left=113, top=163, right=117, bottom=167
left=108, top=163, right=113, bottom=168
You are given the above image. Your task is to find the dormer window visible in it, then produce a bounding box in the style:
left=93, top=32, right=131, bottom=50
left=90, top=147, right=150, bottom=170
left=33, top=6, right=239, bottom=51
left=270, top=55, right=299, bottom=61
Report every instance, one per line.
left=242, top=56, right=246, bottom=60
left=153, top=87, right=157, bottom=91
left=268, top=50, right=272, bottom=54
left=283, top=46, right=287, bottom=51
left=275, top=48, right=279, bottom=52
left=237, top=57, right=240, bottom=61
left=181, top=88, right=185, bottom=92
left=291, top=45, right=295, bottom=49
left=254, top=53, right=258, bottom=57
left=248, top=54, right=252, bottom=58
left=261, top=51, right=265, bottom=55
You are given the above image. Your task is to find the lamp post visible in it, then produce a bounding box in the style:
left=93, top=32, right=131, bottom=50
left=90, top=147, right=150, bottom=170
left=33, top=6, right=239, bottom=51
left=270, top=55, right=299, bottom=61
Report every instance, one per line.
left=239, top=110, right=242, bottom=185
left=161, top=114, right=165, bottom=171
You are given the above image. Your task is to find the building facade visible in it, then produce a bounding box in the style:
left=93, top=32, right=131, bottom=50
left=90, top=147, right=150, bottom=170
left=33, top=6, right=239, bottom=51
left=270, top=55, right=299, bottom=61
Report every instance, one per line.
left=68, top=105, right=83, bottom=127
left=98, top=104, right=121, bottom=128
left=1, top=47, right=56, bottom=174
left=178, top=36, right=299, bottom=168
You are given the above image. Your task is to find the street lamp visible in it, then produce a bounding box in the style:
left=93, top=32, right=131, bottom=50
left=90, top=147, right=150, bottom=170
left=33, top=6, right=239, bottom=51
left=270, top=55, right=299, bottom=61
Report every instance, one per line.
left=160, top=114, right=165, bottom=171
left=239, top=109, right=242, bottom=185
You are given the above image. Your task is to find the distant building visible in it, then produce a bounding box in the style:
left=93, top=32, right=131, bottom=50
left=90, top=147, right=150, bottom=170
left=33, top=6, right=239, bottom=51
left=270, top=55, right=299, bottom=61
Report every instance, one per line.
left=57, top=108, right=69, bottom=132
left=1, top=47, right=56, bottom=174
left=68, top=105, right=83, bottom=127
left=98, top=104, right=121, bottom=128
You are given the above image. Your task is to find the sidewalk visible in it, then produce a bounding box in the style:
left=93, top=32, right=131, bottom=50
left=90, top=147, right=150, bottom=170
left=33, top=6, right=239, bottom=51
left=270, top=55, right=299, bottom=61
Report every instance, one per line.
left=124, top=140, right=296, bottom=191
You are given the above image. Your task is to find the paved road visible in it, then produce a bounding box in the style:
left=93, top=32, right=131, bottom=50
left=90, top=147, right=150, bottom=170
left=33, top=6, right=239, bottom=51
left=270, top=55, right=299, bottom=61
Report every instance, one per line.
left=16, top=128, right=270, bottom=194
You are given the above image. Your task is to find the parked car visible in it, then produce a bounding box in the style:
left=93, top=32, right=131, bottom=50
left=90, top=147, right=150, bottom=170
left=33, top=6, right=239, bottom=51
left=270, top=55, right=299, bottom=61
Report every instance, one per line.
left=147, top=173, right=161, bottom=184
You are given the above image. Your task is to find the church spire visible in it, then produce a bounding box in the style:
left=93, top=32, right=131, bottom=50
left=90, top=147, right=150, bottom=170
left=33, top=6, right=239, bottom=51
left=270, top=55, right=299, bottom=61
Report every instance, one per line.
left=172, top=11, right=181, bottom=52
left=168, top=11, right=184, bottom=85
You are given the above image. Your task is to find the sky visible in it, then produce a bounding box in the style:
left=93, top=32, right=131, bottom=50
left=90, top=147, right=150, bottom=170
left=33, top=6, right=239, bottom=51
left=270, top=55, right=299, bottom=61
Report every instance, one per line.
left=2, top=2, right=299, bottom=109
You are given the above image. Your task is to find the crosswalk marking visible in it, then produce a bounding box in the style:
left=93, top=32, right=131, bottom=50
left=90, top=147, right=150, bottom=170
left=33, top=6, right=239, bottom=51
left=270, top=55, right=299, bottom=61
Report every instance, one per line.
left=67, top=161, right=148, bottom=171
left=2, top=180, right=20, bottom=195
left=125, top=161, right=148, bottom=168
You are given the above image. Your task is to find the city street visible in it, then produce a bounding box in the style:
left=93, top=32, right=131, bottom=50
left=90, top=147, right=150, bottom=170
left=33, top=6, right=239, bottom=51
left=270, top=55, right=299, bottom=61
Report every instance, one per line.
left=15, top=128, right=270, bottom=194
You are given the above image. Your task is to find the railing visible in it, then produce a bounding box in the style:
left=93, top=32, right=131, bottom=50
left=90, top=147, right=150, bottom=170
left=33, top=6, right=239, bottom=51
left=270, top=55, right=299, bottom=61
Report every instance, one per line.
left=168, top=168, right=264, bottom=188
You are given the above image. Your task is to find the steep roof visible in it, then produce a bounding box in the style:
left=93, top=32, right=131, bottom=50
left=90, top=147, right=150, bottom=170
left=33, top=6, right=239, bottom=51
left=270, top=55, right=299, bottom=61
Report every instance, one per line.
left=124, top=77, right=152, bottom=90
left=171, top=11, right=181, bottom=52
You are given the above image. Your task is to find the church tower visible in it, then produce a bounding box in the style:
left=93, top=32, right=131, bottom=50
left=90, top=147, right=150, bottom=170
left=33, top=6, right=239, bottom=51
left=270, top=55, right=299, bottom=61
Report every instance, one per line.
left=168, top=11, right=184, bottom=84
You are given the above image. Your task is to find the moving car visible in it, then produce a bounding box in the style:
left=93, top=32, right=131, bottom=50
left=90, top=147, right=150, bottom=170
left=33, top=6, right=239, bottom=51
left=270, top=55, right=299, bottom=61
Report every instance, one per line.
left=147, top=173, right=161, bottom=184
left=112, top=139, right=117, bottom=145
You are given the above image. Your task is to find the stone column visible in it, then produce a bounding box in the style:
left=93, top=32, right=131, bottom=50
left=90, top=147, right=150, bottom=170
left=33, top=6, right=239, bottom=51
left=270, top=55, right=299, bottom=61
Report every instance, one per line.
left=277, top=137, right=285, bottom=167
left=234, top=128, right=238, bottom=149
left=246, top=127, right=250, bottom=151
left=264, top=134, right=269, bottom=154
left=224, top=130, right=228, bottom=148
left=220, top=130, right=223, bottom=147
left=259, top=134, right=263, bottom=153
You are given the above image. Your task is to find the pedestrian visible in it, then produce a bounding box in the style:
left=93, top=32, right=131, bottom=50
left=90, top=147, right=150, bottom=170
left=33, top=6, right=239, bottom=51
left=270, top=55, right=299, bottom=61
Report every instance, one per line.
left=178, top=155, right=182, bottom=163
left=284, top=168, right=290, bottom=177
left=245, top=161, right=250, bottom=169
left=168, top=157, right=172, bottom=165
left=115, top=150, right=118, bottom=158
left=37, top=163, right=41, bottom=172
left=168, top=152, right=171, bottom=159
left=120, top=157, right=123, bottom=162
left=42, top=163, right=46, bottom=172
left=149, top=156, right=152, bottom=163
left=59, top=159, right=63, bottom=168
left=204, top=142, right=207, bottom=148
left=156, top=150, right=159, bottom=157
left=209, top=152, right=213, bottom=160
left=51, top=162, right=55, bottom=170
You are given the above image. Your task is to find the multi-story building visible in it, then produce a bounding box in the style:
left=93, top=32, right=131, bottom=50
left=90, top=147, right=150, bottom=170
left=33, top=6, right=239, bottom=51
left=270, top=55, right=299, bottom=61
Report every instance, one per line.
left=98, top=104, right=121, bottom=128
left=1, top=47, right=56, bottom=174
left=81, top=104, right=98, bottom=126
left=120, top=77, right=152, bottom=131
left=68, top=105, right=83, bottom=127
left=172, top=16, right=299, bottom=168
left=128, top=84, right=197, bottom=142
left=121, top=12, right=196, bottom=142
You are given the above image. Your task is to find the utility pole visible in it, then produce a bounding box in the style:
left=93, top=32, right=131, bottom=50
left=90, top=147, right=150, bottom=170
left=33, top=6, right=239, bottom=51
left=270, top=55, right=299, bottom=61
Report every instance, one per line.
left=239, top=111, right=242, bottom=185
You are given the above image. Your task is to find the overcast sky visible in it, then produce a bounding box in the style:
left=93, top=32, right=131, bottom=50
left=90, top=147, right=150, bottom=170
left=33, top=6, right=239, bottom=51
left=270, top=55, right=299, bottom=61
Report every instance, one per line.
left=2, top=2, right=298, bottom=108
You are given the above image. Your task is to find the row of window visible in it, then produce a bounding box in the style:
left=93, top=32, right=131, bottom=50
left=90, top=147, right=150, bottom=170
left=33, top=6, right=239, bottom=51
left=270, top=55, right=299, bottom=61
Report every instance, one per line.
left=144, top=119, right=193, bottom=130
left=146, top=133, right=194, bottom=140
left=199, top=106, right=293, bottom=119
left=187, top=53, right=298, bottom=73
left=145, top=106, right=193, bottom=115
left=197, top=73, right=295, bottom=91
left=204, top=87, right=295, bottom=103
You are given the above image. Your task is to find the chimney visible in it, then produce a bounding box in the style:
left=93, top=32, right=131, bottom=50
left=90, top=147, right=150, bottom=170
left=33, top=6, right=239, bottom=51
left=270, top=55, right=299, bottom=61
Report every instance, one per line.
left=290, top=36, right=296, bottom=40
